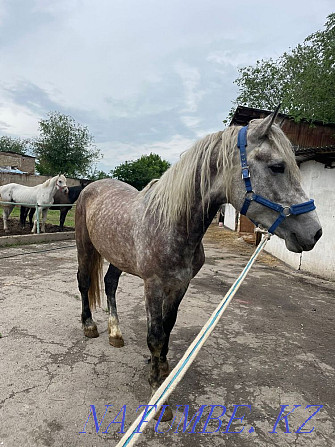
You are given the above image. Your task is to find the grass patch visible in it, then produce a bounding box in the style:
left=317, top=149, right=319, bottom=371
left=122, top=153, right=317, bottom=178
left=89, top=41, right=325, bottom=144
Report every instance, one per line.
left=0, top=205, right=76, bottom=227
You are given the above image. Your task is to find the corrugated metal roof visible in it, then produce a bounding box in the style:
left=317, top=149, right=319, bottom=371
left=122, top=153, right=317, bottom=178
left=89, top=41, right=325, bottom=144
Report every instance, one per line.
left=230, top=106, right=335, bottom=164
left=0, top=167, right=27, bottom=174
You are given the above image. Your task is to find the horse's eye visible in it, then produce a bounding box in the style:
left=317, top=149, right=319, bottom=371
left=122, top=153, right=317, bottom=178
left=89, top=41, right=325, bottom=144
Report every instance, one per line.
left=269, top=163, right=285, bottom=174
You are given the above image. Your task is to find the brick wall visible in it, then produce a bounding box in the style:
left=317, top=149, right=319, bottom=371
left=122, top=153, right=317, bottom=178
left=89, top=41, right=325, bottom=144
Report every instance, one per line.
left=0, top=152, right=35, bottom=174
left=0, top=172, right=80, bottom=188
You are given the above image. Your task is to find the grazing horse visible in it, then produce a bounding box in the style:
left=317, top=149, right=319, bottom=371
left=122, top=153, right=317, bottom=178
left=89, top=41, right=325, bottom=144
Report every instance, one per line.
left=0, top=174, right=68, bottom=233
left=20, top=179, right=90, bottom=231
left=75, top=112, right=322, bottom=421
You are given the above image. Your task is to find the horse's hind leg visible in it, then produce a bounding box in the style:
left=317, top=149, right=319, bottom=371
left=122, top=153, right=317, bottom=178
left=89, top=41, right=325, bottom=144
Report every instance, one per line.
left=104, top=264, right=124, bottom=347
left=59, top=207, right=70, bottom=231
left=76, top=238, right=101, bottom=339
left=3, top=205, right=14, bottom=233
left=78, top=272, right=99, bottom=338
left=77, top=252, right=100, bottom=338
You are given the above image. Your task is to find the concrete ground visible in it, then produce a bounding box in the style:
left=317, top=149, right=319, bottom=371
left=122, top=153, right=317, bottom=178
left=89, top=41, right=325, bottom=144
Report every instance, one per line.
left=0, top=225, right=334, bottom=447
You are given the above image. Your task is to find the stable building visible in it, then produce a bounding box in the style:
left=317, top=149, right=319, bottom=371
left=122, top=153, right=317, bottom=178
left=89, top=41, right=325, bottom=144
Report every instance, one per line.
left=0, top=151, right=35, bottom=174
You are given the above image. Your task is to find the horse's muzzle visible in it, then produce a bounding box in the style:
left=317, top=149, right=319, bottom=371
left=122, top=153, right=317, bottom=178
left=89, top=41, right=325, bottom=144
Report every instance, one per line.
left=288, top=227, right=322, bottom=252
left=57, top=185, right=69, bottom=193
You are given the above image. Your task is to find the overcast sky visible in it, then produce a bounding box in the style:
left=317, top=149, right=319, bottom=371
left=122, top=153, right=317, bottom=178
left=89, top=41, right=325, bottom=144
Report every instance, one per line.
left=0, top=0, right=333, bottom=172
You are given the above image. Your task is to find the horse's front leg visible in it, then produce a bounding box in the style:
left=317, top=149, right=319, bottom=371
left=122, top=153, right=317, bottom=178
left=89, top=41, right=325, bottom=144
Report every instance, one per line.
left=145, top=278, right=181, bottom=422
left=40, top=207, right=48, bottom=232
left=31, top=207, right=40, bottom=233
left=161, top=284, right=189, bottom=369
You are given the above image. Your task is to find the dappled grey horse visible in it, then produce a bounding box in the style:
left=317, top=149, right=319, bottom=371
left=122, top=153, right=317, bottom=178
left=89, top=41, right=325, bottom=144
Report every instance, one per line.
left=75, top=111, right=321, bottom=421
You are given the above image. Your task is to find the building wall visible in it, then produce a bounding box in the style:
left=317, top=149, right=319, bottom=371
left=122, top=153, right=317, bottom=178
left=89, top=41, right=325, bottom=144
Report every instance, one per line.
left=265, top=160, right=335, bottom=280
left=224, top=204, right=237, bottom=231
left=0, top=152, right=35, bottom=174
left=0, top=172, right=80, bottom=188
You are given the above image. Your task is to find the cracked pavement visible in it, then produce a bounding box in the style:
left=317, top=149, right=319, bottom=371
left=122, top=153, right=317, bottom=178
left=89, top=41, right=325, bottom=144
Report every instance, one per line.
left=0, top=226, right=334, bottom=446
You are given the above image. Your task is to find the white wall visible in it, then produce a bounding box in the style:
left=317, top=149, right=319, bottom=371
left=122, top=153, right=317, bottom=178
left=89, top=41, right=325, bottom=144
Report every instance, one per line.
left=265, top=160, right=335, bottom=280
left=224, top=203, right=236, bottom=231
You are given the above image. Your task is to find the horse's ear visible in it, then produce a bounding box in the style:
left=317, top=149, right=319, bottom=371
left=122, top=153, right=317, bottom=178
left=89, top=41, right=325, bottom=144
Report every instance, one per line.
left=251, top=104, right=281, bottom=139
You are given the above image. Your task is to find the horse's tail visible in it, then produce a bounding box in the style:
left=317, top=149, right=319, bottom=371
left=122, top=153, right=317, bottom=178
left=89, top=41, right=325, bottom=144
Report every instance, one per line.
left=88, top=249, right=103, bottom=310
left=76, top=190, right=104, bottom=311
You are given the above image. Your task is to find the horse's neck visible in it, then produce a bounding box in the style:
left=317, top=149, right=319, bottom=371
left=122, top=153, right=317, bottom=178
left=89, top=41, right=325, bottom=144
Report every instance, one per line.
left=186, top=178, right=225, bottom=243
left=40, top=177, right=58, bottom=201
left=68, top=187, right=81, bottom=203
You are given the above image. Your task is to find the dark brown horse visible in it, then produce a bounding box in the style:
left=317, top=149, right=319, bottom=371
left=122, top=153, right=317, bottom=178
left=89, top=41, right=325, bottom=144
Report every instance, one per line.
left=75, top=113, right=321, bottom=421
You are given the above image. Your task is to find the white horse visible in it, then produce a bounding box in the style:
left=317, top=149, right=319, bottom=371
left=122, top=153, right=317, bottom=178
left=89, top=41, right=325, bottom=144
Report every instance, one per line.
left=0, top=174, right=68, bottom=233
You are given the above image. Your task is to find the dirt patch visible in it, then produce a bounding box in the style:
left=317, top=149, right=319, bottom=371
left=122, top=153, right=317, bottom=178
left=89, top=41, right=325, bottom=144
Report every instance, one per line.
left=204, top=224, right=281, bottom=267
left=0, top=216, right=74, bottom=235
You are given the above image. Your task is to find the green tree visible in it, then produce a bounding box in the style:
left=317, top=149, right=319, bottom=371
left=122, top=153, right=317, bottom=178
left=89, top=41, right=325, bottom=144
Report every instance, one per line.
left=229, top=14, right=335, bottom=124
left=0, top=136, right=30, bottom=155
left=111, top=153, right=170, bottom=190
left=87, top=169, right=111, bottom=181
left=32, top=112, right=101, bottom=177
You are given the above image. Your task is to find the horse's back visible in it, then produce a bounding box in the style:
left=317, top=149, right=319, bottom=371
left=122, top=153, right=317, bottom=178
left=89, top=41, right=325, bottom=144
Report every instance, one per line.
left=0, top=183, right=37, bottom=203
left=78, top=178, right=138, bottom=207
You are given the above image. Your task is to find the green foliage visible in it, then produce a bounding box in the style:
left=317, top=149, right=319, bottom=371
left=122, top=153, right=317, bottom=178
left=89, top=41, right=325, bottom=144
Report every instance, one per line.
left=230, top=14, right=335, bottom=124
left=87, top=169, right=111, bottom=181
left=32, top=112, right=101, bottom=177
left=111, top=153, right=170, bottom=190
left=0, top=136, right=30, bottom=155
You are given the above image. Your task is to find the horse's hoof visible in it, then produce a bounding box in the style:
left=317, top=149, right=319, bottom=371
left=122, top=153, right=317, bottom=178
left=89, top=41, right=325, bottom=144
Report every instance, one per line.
left=109, top=336, right=124, bottom=348
left=159, top=361, right=170, bottom=380
left=154, top=406, right=173, bottom=422
left=84, top=325, right=99, bottom=338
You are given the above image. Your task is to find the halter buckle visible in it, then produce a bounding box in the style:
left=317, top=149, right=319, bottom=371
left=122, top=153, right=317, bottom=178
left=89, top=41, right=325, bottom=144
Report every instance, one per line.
left=241, top=167, right=250, bottom=179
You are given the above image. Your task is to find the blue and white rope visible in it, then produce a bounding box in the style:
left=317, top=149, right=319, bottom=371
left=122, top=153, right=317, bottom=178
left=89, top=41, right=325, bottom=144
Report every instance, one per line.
left=116, top=233, right=271, bottom=447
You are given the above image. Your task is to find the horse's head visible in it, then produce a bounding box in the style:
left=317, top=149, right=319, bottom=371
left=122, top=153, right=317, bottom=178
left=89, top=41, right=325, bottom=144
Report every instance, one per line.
left=230, top=112, right=322, bottom=253
left=56, top=174, right=68, bottom=194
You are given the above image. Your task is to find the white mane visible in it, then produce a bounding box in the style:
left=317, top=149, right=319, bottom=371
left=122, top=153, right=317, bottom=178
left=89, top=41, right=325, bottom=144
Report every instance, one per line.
left=139, top=121, right=300, bottom=231
left=139, top=129, right=233, bottom=229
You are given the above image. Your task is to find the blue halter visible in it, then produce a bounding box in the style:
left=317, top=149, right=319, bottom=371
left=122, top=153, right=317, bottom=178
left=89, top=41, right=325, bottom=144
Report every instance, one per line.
left=237, top=125, right=316, bottom=234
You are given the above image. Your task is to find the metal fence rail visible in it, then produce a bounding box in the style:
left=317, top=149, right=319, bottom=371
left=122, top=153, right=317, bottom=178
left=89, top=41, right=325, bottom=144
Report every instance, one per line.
left=0, top=201, right=75, bottom=234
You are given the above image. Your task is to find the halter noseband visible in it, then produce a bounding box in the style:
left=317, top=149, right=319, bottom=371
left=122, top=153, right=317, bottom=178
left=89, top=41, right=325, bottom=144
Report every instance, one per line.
left=237, top=125, right=316, bottom=234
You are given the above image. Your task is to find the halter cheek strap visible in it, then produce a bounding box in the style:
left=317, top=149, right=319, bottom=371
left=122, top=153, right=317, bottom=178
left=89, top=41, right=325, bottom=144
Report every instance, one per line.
left=237, top=125, right=316, bottom=234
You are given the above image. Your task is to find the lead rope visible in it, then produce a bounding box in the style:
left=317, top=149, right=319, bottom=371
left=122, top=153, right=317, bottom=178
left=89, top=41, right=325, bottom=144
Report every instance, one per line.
left=115, top=231, right=271, bottom=447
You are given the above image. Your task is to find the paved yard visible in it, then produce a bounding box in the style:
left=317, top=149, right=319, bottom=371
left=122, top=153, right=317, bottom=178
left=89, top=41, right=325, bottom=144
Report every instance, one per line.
left=0, top=225, right=334, bottom=446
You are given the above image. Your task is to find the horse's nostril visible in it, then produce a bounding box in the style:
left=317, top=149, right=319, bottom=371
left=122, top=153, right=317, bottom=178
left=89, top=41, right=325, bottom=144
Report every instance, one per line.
left=314, top=228, right=322, bottom=243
